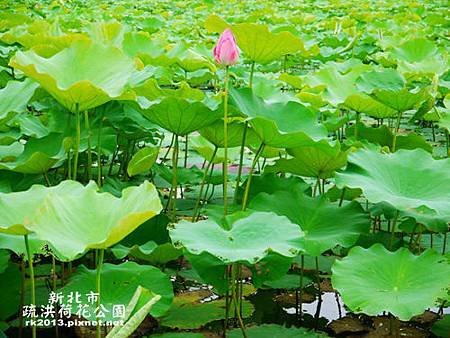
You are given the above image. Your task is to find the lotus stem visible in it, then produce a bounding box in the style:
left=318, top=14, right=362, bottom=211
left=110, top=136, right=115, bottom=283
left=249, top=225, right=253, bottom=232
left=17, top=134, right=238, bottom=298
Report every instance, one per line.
left=170, top=135, right=179, bottom=221
left=223, top=265, right=231, bottom=337
left=338, top=188, right=346, bottom=207
left=298, top=254, right=304, bottom=320
left=223, top=66, right=230, bottom=216
left=193, top=147, right=217, bottom=221
left=389, top=210, right=400, bottom=250
left=249, top=61, right=255, bottom=88
left=162, top=134, right=175, bottom=163
left=97, top=112, right=104, bottom=187
left=233, top=122, right=248, bottom=204
left=241, top=143, right=265, bottom=211
left=96, top=249, right=104, bottom=338
left=73, top=103, right=81, bottom=181
left=443, top=232, right=447, bottom=255
left=315, top=256, right=321, bottom=294
left=354, top=112, right=360, bottom=140
left=24, top=234, right=36, bottom=338
left=84, top=110, right=92, bottom=181
left=391, top=112, right=403, bottom=152
left=184, top=134, right=189, bottom=168
left=231, top=263, right=247, bottom=338
left=52, top=256, right=59, bottom=338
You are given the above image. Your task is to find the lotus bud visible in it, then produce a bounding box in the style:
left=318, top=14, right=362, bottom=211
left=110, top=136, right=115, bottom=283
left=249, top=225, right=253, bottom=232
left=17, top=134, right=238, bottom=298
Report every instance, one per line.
left=213, top=28, right=239, bottom=66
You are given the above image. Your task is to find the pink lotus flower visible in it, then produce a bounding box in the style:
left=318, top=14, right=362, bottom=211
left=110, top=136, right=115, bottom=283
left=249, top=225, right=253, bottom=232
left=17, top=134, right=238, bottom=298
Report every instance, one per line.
left=213, top=28, right=239, bottom=66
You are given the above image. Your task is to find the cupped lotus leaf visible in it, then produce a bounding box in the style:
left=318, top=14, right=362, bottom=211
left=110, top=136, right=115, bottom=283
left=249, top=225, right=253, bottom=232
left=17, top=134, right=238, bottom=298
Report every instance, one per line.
left=127, top=146, right=159, bottom=176
left=391, top=38, right=438, bottom=63
left=236, top=173, right=311, bottom=205
left=169, top=211, right=303, bottom=264
left=228, top=324, right=329, bottom=338
left=0, top=133, right=65, bottom=174
left=60, top=261, right=173, bottom=320
left=30, top=180, right=162, bottom=261
left=331, top=244, right=450, bottom=320
left=9, top=40, right=138, bottom=112
left=112, top=241, right=182, bottom=265
left=199, top=120, right=257, bottom=148
left=229, top=87, right=327, bottom=148
left=141, top=97, right=222, bottom=136
left=0, top=79, right=39, bottom=123
left=189, top=135, right=240, bottom=164
left=230, top=23, right=304, bottom=64
left=266, top=140, right=347, bottom=178
left=303, top=63, right=369, bottom=105
left=250, top=191, right=370, bottom=256
left=372, top=87, right=429, bottom=112
left=344, top=93, right=397, bottom=118
left=336, top=148, right=450, bottom=223
left=356, top=69, right=405, bottom=93
left=346, top=123, right=432, bottom=153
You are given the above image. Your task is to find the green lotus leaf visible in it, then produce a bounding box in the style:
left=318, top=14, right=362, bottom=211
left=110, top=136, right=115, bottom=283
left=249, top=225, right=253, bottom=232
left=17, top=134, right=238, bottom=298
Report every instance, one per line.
left=229, top=88, right=327, bottom=148
left=0, top=263, right=21, bottom=321
left=189, top=135, right=240, bottom=164
left=432, top=314, right=450, bottom=338
left=112, top=241, right=182, bottom=265
left=0, top=79, right=39, bottom=124
left=346, top=123, right=432, bottom=152
left=141, top=97, right=222, bottom=136
left=266, top=140, right=347, bottom=178
left=199, top=120, right=258, bottom=148
left=344, top=93, right=397, bottom=118
left=161, top=294, right=253, bottom=329
left=170, top=211, right=303, bottom=264
left=0, top=180, right=162, bottom=259
left=32, top=180, right=162, bottom=261
left=127, top=146, right=159, bottom=176
left=228, top=324, right=329, bottom=338
left=303, top=63, right=369, bottom=105
left=9, top=40, right=138, bottom=112
left=236, top=173, right=311, bottom=205
left=231, top=23, right=304, bottom=64
left=0, top=180, right=60, bottom=235
left=250, top=191, right=370, bottom=256
left=60, top=261, right=173, bottom=320
left=0, top=250, right=8, bottom=274
left=372, top=87, right=429, bottom=112
left=331, top=244, right=450, bottom=320
left=390, top=38, right=448, bottom=75
left=356, top=69, right=405, bottom=93
left=0, top=232, right=46, bottom=258
left=262, top=273, right=313, bottom=290
left=336, top=148, right=450, bottom=223
left=0, top=133, right=65, bottom=174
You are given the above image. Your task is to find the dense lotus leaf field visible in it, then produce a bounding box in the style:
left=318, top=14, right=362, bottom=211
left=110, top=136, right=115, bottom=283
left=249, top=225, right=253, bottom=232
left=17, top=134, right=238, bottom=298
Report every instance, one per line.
left=0, top=0, right=449, bottom=337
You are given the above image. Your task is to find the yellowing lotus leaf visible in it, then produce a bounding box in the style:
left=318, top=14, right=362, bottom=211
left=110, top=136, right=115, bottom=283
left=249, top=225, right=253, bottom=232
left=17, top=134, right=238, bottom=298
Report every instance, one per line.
left=9, top=40, right=138, bottom=112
